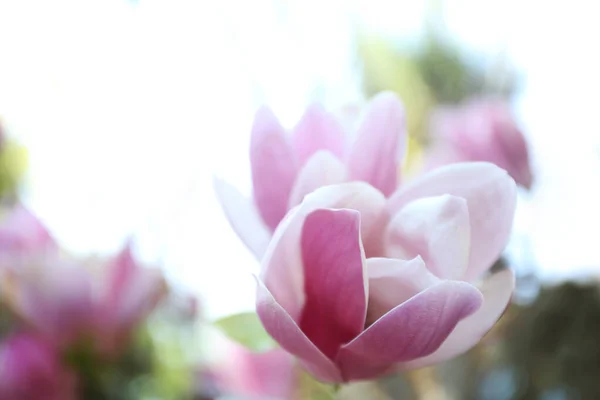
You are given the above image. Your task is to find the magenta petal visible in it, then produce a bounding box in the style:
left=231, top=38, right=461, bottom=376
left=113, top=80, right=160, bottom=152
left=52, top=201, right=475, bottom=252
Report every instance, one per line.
left=366, top=257, right=439, bottom=324
left=336, top=281, right=482, bottom=381
left=299, top=209, right=367, bottom=359
left=213, top=176, right=272, bottom=259
left=347, top=92, right=406, bottom=196
left=102, top=245, right=166, bottom=334
left=261, top=183, right=385, bottom=320
left=256, top=279, right=343, bottom=383
left=387, top=162, right=517, bottom=280
left=288, top=151, right=347, bottom=209
left=402, top=269, right=514, bottom=369
left=291, top=104, right=346, bottom=166
left=385, top=195, right=471, bottom=280
left=250, top=106, right=299, bottom=231
left=0, top=333, right=77, bottom=400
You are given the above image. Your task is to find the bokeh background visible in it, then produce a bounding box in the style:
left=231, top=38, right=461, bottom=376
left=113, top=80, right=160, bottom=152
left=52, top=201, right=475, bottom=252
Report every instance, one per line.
left=1, top=0, right=599, bottom=398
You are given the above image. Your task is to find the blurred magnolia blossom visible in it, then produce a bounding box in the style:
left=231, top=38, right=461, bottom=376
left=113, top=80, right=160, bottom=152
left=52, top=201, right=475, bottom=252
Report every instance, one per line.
left=3, top=244, right=167, bottom=356
left=0, top=202, right=167, bottom=357
left=0, top=332, right=77, bottom=399
left=424, top=99, right=533, bottom=189
left=0, top=202, right=203, bottom=398
left=214, top=91, right=406, bottom=260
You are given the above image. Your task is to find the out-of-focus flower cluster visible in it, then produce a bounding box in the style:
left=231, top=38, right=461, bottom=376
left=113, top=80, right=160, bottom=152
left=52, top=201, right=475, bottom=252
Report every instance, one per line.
left=357, top=6, right=533, bottom=188
left=0, top=202, right=205, bottom=399
left=0, top=121, right=210, bottom=398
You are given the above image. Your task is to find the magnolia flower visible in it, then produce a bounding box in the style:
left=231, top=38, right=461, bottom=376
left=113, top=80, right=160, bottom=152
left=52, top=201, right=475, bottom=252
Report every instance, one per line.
left=214, top=91, right=405, bottom=259
left=4, top=244, right=166, bottom=355
left=256, top=162, right=516, bottom=382
left=256, top=195, right=480, bottom=382
left=0, top=333, right=77, bottom=399
left=425, top=99, right=533, bottom=189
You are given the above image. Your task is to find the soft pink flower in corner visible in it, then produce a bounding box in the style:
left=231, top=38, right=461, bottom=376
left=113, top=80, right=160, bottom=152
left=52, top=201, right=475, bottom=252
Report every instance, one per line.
left=255, top=162, right=517, bottom=382
left=424, top=99, right=534, bottom=189
left=5, top=243, right=166, bottom=355
left=0, top=333, right=77, bottom=400
left=216, top=343, right=296, bottom=399
left=214, top=91, right=406, bottom=259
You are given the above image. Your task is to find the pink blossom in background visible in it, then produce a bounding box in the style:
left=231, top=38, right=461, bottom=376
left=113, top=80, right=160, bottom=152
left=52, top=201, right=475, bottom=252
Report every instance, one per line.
left=4, top=243, right=166, bottom=356
left=0, top=333, right=77, bottom=400
left=95, top=244, right=167, bottom=354
left=216, top=343, right=296, bottom=399
left=425, top=99, right=533, bottom=189
left=214, top=91, right=406, bottom=259
left=255, top=163, right=517, bottom=382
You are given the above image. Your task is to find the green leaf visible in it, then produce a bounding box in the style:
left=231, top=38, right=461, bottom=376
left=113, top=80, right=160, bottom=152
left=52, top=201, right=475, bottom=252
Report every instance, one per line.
left=297, top=370, right=338, bottom=400
left=213, top=311, right=277, bottom=352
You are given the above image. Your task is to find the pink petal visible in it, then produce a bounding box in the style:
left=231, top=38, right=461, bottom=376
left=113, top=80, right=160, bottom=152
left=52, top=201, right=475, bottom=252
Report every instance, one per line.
left=366, top=257, right=439, bottom=324
left=385, top=195, right=471, bottom=280
left=299, top=209, right=367, bottom=359
left=401, top=269, right=514, bottom=369
left=347, top=92, right=406, bottom=196
left=250, top=106, right=299, bottom=231
left=288, top=150, right=347, bottom=209
left=0, top=204, right=56, bottom=253
left=10, top=261, right=94, bottom=347
left=260, top=205, right=308, bottom=321
left=421, top=145, right=464, bottom=173
left=261, top=182, right=386, bottom=320
left=103, top=245, right=166, bottom=337
left=301, top=182, right=387, bottom=249
left=387, top=162, right=517, bottom=281
left=291, top=103, right=346, bottom=166
left=213, top=176, right=272, bottom=260
left=336, top=281, right=482, bottom=381
left=492, top=109, right=534, bottom=189
left=0, top=333, right=77, bottom=400
left=255, top=279, right=343, bottom=383
left=432, top=101, right=534, bottom=189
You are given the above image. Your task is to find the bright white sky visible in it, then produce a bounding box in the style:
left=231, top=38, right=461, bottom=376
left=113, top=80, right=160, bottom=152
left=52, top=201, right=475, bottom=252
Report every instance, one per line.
left=0, top=0, right=599, bottom=318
